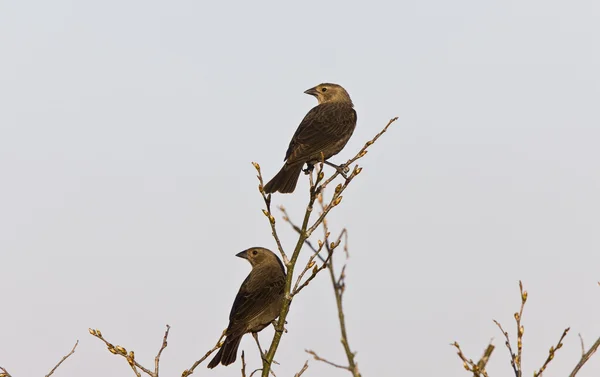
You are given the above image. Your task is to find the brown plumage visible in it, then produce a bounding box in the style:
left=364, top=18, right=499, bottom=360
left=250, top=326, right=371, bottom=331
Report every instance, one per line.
left=207, top=247, right=286, bottom=368
left=263, top=83, right=357, bottom=194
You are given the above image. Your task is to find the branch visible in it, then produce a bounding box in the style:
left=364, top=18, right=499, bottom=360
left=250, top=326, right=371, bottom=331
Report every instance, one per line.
left=534, top=327, right=569, bottom=377
left=154, top=325, right=170, bottom=377
left=320, top=206, right=361, bottom=377
left=493, top=280, right=528, bottom=377
left=569, top=336, right=600, bottom=377
left=1, top=340, right=79, bottom=377
left=90, top=325, right=171, bottom=377
left=46, top=340, right=79, bottom=377
left=305, top=350, right=350, bottom=371
left=293, top=361, right=309, bottom=377
left=182, top=330, right=226, bottom=377
left=257, top=117, right=397, bottom=377
left=318, top=116, right=398, bottom=191
left=451, top=341, right=495, bottom=377
left=252, top=162, right=289, bottom=265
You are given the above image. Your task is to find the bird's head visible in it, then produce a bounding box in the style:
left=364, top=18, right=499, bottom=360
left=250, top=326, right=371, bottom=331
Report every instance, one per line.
left=304, top=83, right=353, bottom=106
left=236, top=247, right=285, bottom=272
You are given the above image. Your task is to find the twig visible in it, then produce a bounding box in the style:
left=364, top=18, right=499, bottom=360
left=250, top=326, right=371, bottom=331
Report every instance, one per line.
left=305, top=350, right=350, bottom=371
left=241, top=351, right=247, bottom=377
left=89, top=328, right=153, bottom=377
left=1, top=341, right=79, bottom=377
left=493, top=280, right=527, bottom=377
left=182, top=330, right=227, bottom=377
left=451, top=341, right=495, bottom=377
left=534, top=327, right=569, bottom=377
left=493, top=319, right=517, bottom=377
left=154, top=325, right=170, bottom=377
left=252, top=162, right=289, bottom=265
left=569, top=336, right=600, bottom=377
left=280, top=206, right=325, bottom=263
left=319, top=117, right=398, bottom=191
left=293, top=361, right=309, bottom=377
left=45, top=340, right=79, bottom=377
left=281, top=191, right=360, bottom=376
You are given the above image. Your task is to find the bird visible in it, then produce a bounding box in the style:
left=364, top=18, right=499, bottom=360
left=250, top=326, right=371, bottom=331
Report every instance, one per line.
left=207, top=247, right=286, bottom=368
left=263, top=83, right=357, bottom=194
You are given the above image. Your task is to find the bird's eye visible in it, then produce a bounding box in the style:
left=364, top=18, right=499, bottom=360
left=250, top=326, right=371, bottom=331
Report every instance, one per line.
left=321, top=87, right=327, bottom=92
left=252, top=250, right=258, bottom=256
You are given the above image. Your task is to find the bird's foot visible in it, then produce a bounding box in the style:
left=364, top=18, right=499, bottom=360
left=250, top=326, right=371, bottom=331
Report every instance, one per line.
left=302, top=163, right=315, bottom=175
left=325, top=161, right=349, bottom=179
left=271, top=320, right=288, bottom=333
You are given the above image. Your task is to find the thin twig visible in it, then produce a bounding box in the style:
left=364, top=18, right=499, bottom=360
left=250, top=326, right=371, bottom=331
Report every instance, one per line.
left=154, top=325, right=170, bottom=377
left=241, top=351, right=247, bottom=377
left=305, top=350, right=350, bottom=371
left=182, top=330, right=227, bottom=377
left=534, top=327, right=569, bottom=377
left=43, top=340, right=79, bottom=377
left=280, top=206, right=326, bottom=263
left=451, top=341, right=494, bottom=377
left=293, top=361, right=309, bottom=377
left=292, top=245, right=334, bottom=296
left=0, top=366, right=12, bottom=377
left=317, top=195, right=360, bottom=377
left=319, top=117, right=398, bottom=191
left=493, top=281, right=527, bottom=377
left=569, top=336, right=600, bottom=377
left=252, top=162, right=289, bottom=265
left=89, top=328, right=153, bottom=376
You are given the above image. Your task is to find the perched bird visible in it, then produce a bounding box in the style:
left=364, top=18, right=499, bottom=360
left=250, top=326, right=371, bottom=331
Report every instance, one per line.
left=263, top=83, right=357, bottom=194
left=207, top=247, right=286, bottom=368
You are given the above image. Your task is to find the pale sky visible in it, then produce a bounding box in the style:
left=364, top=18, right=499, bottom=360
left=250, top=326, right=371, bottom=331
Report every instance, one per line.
left=1, top=1, right=599, bottom=377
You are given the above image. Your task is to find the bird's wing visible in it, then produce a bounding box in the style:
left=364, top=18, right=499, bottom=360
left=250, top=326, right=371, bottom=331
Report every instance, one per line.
left=284, top=104, right=357, bottom=165
left=227, top=274, right=284, bottom=334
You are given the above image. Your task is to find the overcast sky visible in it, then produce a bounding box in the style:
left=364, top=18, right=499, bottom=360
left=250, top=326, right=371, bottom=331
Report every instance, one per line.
left=1, top=1, right=599, bottom=376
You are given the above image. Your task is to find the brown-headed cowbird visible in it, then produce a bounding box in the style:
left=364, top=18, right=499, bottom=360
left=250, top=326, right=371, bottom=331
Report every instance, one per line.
left=207, top=247, right=286, bottom=368
left=263, top=83, right=357, bottom=194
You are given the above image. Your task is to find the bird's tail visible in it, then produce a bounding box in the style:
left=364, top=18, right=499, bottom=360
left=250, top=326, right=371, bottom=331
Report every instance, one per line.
left=207, top=334, right=243, bottom=368
left=263, top=163, right=303, bottom=194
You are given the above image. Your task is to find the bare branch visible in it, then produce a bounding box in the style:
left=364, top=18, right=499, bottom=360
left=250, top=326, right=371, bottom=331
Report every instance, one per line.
left=45, top=340, right=79, bottom=377
left=293, top=361, right=309, bottom=377
left=89, top=328, right=153, bottom=376
left=182, top=330, right=226, bottom=377
left=2, top=340, right=79, bottom=377
left=319, top=117, right=398, bottom=190
left=252, top=162, right=289, bottom=265
left=0, top=366, right=13, bottom=377
left=241, top=351, right=247, bottom=377
left=569, top=336, right=600, bottom=377
left=534, top=327, right=569, bottom=377
left=493, top=280, right=528, bottom=377
left=305, top=350, right=350, bottom=371
left=451, top=341, right=494, bottom=377
left=154, top=325, right=170, bottom=377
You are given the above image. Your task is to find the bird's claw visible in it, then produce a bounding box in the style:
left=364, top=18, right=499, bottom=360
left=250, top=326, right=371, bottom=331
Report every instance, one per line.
left=302, top=164, right=315, bottom=175
left=271, top=320, right=288, bottom=333
left=336, top=164, right=349, bottom=179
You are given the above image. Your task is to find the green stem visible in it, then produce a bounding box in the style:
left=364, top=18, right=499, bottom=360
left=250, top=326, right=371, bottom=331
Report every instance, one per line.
left=261, top=189, right=317, bottom=377
left=327, top=258, right=361, bottom=377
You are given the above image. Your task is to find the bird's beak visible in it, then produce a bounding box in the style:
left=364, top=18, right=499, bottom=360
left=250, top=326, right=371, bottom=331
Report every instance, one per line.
left=236, top=250, right=248, bottom=259
left=304, top=87, right=319, bottom=97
